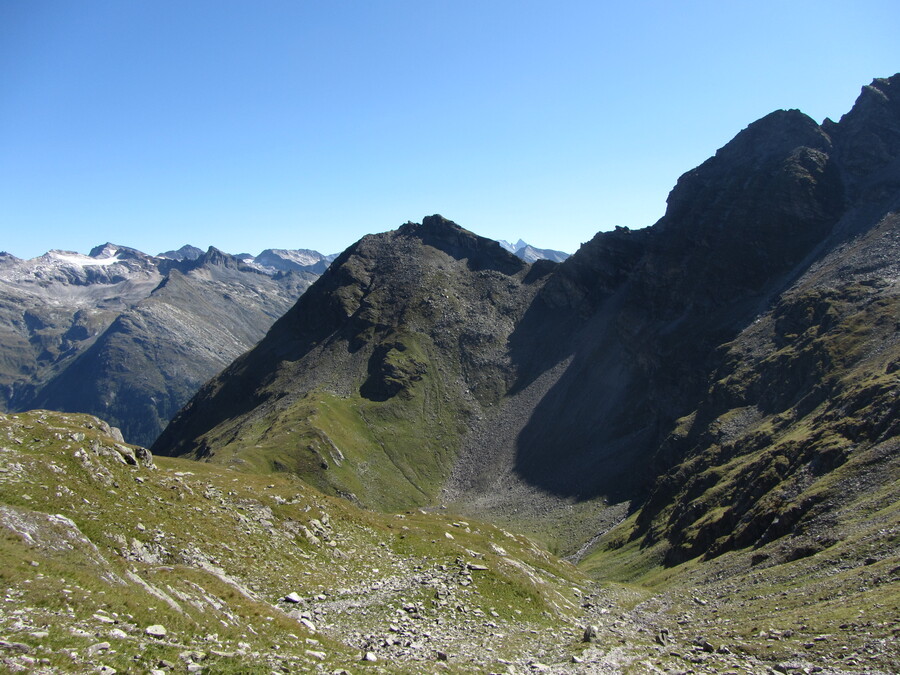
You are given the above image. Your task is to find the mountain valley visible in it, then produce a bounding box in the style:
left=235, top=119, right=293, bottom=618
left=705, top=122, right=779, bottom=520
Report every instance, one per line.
left=1, top=75, right=899, bottom=673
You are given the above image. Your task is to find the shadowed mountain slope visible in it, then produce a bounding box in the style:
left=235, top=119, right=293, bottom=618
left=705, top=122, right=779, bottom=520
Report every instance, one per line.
left=507, top=107, right=843, bottom=500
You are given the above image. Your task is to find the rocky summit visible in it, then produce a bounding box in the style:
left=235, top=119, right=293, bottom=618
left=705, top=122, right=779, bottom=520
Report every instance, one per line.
left=2, top=75, right=899, bottom=673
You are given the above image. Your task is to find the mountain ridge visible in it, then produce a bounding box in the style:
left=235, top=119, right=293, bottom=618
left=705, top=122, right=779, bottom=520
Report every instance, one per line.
left=152, top=214, right=556, bottom=509
left=155, top=75, right=900, bottom=567
left=0, top=244, right=329, bottom=446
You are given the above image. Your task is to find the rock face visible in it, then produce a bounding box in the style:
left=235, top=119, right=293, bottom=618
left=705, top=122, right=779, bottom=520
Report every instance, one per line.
left=627, top=77, right=900, bottom=564
left=155, top=75, right=900, bottom=569
left=0, top=245, right=324, bottom=446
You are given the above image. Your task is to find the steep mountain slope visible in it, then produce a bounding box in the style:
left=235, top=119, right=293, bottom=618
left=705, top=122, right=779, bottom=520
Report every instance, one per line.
left=154, top=217, right=555, bottom=509
left=0, top=246, right=165, bottom=409
left=451, top=76, right=900, bottom=556
left=594, top=78, right=900, bottom=568
left=155, top=74, right=900, bottom=573
left=0, top=245, right=322, bottom=446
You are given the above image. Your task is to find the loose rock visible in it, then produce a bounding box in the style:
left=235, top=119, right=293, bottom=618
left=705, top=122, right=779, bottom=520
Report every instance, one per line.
left=145, top=624, right=167, bottom=638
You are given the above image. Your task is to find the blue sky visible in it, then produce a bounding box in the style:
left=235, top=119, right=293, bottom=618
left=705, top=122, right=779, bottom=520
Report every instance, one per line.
left=1, top=1, right=897, bottom=259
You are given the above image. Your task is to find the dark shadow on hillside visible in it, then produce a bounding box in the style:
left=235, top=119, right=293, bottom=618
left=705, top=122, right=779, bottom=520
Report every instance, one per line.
left=507, top=298, right=661, bottom=504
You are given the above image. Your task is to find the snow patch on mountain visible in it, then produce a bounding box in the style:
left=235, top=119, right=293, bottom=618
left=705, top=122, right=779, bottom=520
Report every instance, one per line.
left=498, top=239, right=569, bottom=263
left=243, top=249, right=338, bottom=274
left=49, top=251, right=122, bottom=267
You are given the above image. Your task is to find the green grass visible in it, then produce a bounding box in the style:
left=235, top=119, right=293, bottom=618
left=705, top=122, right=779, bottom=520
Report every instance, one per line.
left=190, top=331, right=474, bottom=512
left=0, top=409, right=597, bottom=673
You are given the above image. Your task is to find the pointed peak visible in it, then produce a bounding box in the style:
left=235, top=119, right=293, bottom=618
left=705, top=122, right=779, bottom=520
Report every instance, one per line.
left=826, top=73, right=900, bottom=184
left=88, top=243, right=121, bottom=258
left=713, top=109, right=828, bottom=165
left=196, top=246, right=236, bottom=267
left=851, top=74, right=900, bottom=113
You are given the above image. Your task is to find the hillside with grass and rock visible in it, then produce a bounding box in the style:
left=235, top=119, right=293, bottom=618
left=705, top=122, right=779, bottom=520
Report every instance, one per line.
left=0, top=410, right=666, bottom=673
left=149, top=76, right=900, bottom=671
left=6, top=410, right=896, bottom=673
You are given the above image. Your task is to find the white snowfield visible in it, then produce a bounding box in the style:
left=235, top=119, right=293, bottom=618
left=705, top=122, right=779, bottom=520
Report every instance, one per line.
left=49, top=250, right=123, bottom=267
left=0, top=247, right=162, bottom=308
left=264, top=249, right=323, bottom=266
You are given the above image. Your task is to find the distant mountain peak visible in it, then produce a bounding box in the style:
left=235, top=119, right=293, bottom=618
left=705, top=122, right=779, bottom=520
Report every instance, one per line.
left=246, top=248, right=335, bottom=275
left=158, top=244, right=204, bottom=261
left=88, top=243, right=123, bottom=259
left=499, top=238, right=570, bottom=263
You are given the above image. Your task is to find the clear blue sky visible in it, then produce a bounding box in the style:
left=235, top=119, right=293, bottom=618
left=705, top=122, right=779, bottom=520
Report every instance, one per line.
left=1, top=1, right=897, bottom=259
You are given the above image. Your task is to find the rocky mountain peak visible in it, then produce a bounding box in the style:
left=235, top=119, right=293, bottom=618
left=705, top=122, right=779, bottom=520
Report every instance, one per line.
left=88, top=243, right=123, bottom=259
left=158, top=244, right=204, bottom=261
left=663, top=109, right=833, bottom=227
left=824, top=74, right=900, bottom=194
left=399, top=214, right=525, bottom=274
left=196, top=246, right=239, bottom=268
left=832, top=74, right=900, bottom=136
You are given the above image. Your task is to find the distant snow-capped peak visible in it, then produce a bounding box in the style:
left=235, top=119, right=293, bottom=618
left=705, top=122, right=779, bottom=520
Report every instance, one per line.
left=497, top=238, right=569, bottom=262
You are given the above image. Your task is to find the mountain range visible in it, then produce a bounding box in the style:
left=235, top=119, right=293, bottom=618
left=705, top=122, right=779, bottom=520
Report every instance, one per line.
left=156, top=73, right=899, bottom=553
left=0, top=75, right=897, bottom=673
left=0, top=245, right=326, bottom=447
left=0, top=240, right=566, bottom=448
